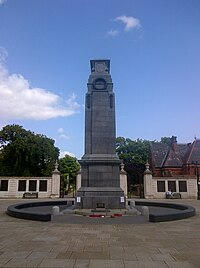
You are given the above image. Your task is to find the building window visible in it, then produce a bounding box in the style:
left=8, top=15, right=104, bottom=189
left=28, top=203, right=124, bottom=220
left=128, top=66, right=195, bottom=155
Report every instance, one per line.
left=39, top=180, right=47, bottom=192
left=0, top=180, right=8, bottom=191
left=29, top=180, right=37, bottom=191
left=18, top=180, right=26, bottom=191
left=168, top=181, right=176, bottom=192
left=157, top=181, right=165, bottom=192
left=179, top=181, right=187, bottom=192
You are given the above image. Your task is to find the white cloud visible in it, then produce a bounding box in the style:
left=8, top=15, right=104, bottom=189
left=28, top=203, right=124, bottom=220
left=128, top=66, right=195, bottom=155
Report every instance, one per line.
left=66, top=93, right=80, bottom=114
left=0, top=0, right=7, bottom=5
left=106, top=30, right=119, bottom=37
left=115, top=15, right=141, bottom=32
left=57, top=127, right=70, bottom=139
left=59, top=151, right=75, bottom=158
left=58, top=134, right=70, bottom=140
left=0, top=50, right=80, bottom=120
left=57, top=127, right=64, bottom=134
left=0, top=47, right=8, bottom=62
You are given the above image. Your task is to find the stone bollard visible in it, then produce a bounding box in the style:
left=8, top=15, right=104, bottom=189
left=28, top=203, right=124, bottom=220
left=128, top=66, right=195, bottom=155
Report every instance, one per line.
left=141, top=206, right=149, bottom=221
left=52, top=206, right=60, bottom=215
left=127, top=200, right=141, bottom=215
left=130, top=200, right=135, bottom=209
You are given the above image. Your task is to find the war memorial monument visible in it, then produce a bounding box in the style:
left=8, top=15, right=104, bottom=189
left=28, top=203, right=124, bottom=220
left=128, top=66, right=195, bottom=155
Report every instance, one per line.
left=75, top=59, right=126, bottom=210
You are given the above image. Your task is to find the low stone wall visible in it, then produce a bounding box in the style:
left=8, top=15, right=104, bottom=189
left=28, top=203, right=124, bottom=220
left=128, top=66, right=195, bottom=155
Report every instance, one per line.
left=144, top=172, right=197, bottom=199
left=0, top=177, right=52, bottom=198
left=135, top=200, right=196, bottom=222
left=7, top=200, right=72, bottom=221
left=0, top=170, right=60, bottom=199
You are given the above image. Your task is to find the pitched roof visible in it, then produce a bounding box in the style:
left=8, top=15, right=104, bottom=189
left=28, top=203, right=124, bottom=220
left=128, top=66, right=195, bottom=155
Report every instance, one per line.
left=187, top=139, right=200, bottom=164
left=150, top=138, right=195, bottom=168
left=150, top=143, right=168, bottom=167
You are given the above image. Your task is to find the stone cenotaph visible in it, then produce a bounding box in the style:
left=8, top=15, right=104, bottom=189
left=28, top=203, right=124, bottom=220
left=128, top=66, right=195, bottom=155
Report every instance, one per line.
left=76, top=59, right=126, bottom=209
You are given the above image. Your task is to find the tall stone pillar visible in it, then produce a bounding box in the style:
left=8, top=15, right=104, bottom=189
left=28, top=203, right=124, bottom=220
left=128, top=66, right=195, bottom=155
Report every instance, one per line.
left=51, top=161, right=61, bottom=198
left=143, top=162, right=153, bottom=199
left=120, top=163, right=128, bottom=198
left=76, top=168, right=81, bottom=191
left=76, top=59, right=126, bottom=209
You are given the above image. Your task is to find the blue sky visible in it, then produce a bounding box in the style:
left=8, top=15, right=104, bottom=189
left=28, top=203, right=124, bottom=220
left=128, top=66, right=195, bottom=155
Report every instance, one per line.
left=0, top=0, right=200, bottom=159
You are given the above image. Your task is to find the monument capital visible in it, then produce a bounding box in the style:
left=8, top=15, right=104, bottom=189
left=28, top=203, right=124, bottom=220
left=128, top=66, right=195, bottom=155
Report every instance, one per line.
left=90, top=59, right=110, bottom=74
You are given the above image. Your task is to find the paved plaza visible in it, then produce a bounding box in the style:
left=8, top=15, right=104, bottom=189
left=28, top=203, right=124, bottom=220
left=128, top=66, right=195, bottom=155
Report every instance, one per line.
left=0, top=199, right=200, bottom=268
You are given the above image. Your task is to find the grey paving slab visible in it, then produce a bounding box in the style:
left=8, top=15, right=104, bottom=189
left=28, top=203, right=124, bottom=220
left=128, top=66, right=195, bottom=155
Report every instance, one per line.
left=124, top=260, right=169, bottom=268
left=38, top=258, right=75, bottom=268
left=123, top=246, right=160, bottom=254
left=0, top=199, right=200, bottom=268
left=165, top=261, right=195, bottom=268
left=74, top=259, right=90, bottom=268
left=68, top=246, right=84, bottom=252
left=84, top=246, right=103, bottom=252
left=91, top=241, right=109, bottom=247
left=158, top=248, right=179, bottom=255
left=50, top=245, right=70, bottom=253
left=89, top=259, right=124, bottom=268
left=151, top=253, right=176, bottom=261
left=3, top=258, right=43, bottom=267
left=0, top=251, right=31, bottom=259
left=56, top=251, right=72, bottom=259
left=0, top=258, right=11, bottom=267
left=103, top=246, right=124, bottom=253
left=135, top=253, right=153, bottom=261
left=110, top=251, right=137, bottom=261
left=70, top=251, right=110, bottom=260
left=26, top=251, right=58, bottom=259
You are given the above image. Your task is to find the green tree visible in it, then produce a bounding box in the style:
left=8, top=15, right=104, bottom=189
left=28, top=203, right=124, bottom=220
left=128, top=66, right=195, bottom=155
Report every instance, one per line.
left=58, top=155, right=80, bottom=193
left=0, top=124, right=59, bottom=176
left=160, top=136, right=171, bottom=145
left=116, top=136, right=171, bottom=165
left=116, top=136, right=150, bottom=164
left=116, top=137, right=151, bottom=197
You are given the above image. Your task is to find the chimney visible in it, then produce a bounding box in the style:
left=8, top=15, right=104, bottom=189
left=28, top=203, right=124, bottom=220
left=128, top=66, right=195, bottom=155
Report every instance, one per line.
left=170, top=136, right=177, bottom=151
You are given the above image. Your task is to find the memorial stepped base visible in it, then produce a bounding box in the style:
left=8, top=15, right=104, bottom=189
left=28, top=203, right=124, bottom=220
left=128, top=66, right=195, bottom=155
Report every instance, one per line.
left=72, top=209, right=128, bottom=216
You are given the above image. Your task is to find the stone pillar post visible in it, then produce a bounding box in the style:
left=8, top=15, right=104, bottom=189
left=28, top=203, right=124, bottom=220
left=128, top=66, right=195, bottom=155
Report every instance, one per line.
left=165, top=180, right=168, bottom=191
left=51, top=161, right=61, bottom=198
left=176, top=180, right=179, bottom=192
left=76, top=168, right=81, bottom=191
left=120, top=162, right=127, bottom=197
left=143, top=162, right=153, bottom=199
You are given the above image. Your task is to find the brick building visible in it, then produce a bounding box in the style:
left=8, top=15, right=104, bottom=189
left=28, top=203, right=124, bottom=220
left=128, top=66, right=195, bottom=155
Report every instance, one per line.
left=143, top=137, right=200, bottom=199
left=150, top=136, right=200, bottom=177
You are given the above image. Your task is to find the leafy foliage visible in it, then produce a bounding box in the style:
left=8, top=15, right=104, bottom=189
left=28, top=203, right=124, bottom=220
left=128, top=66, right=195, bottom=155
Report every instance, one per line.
left=58, top=155, right=80, bottom=191
left=160, top=136, right=172, bottom=145
left=116, top=136, right=172, bottom=165
left=116, top=136, right=150, bottom=164
left=0, top=124, right=59, bottom=176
